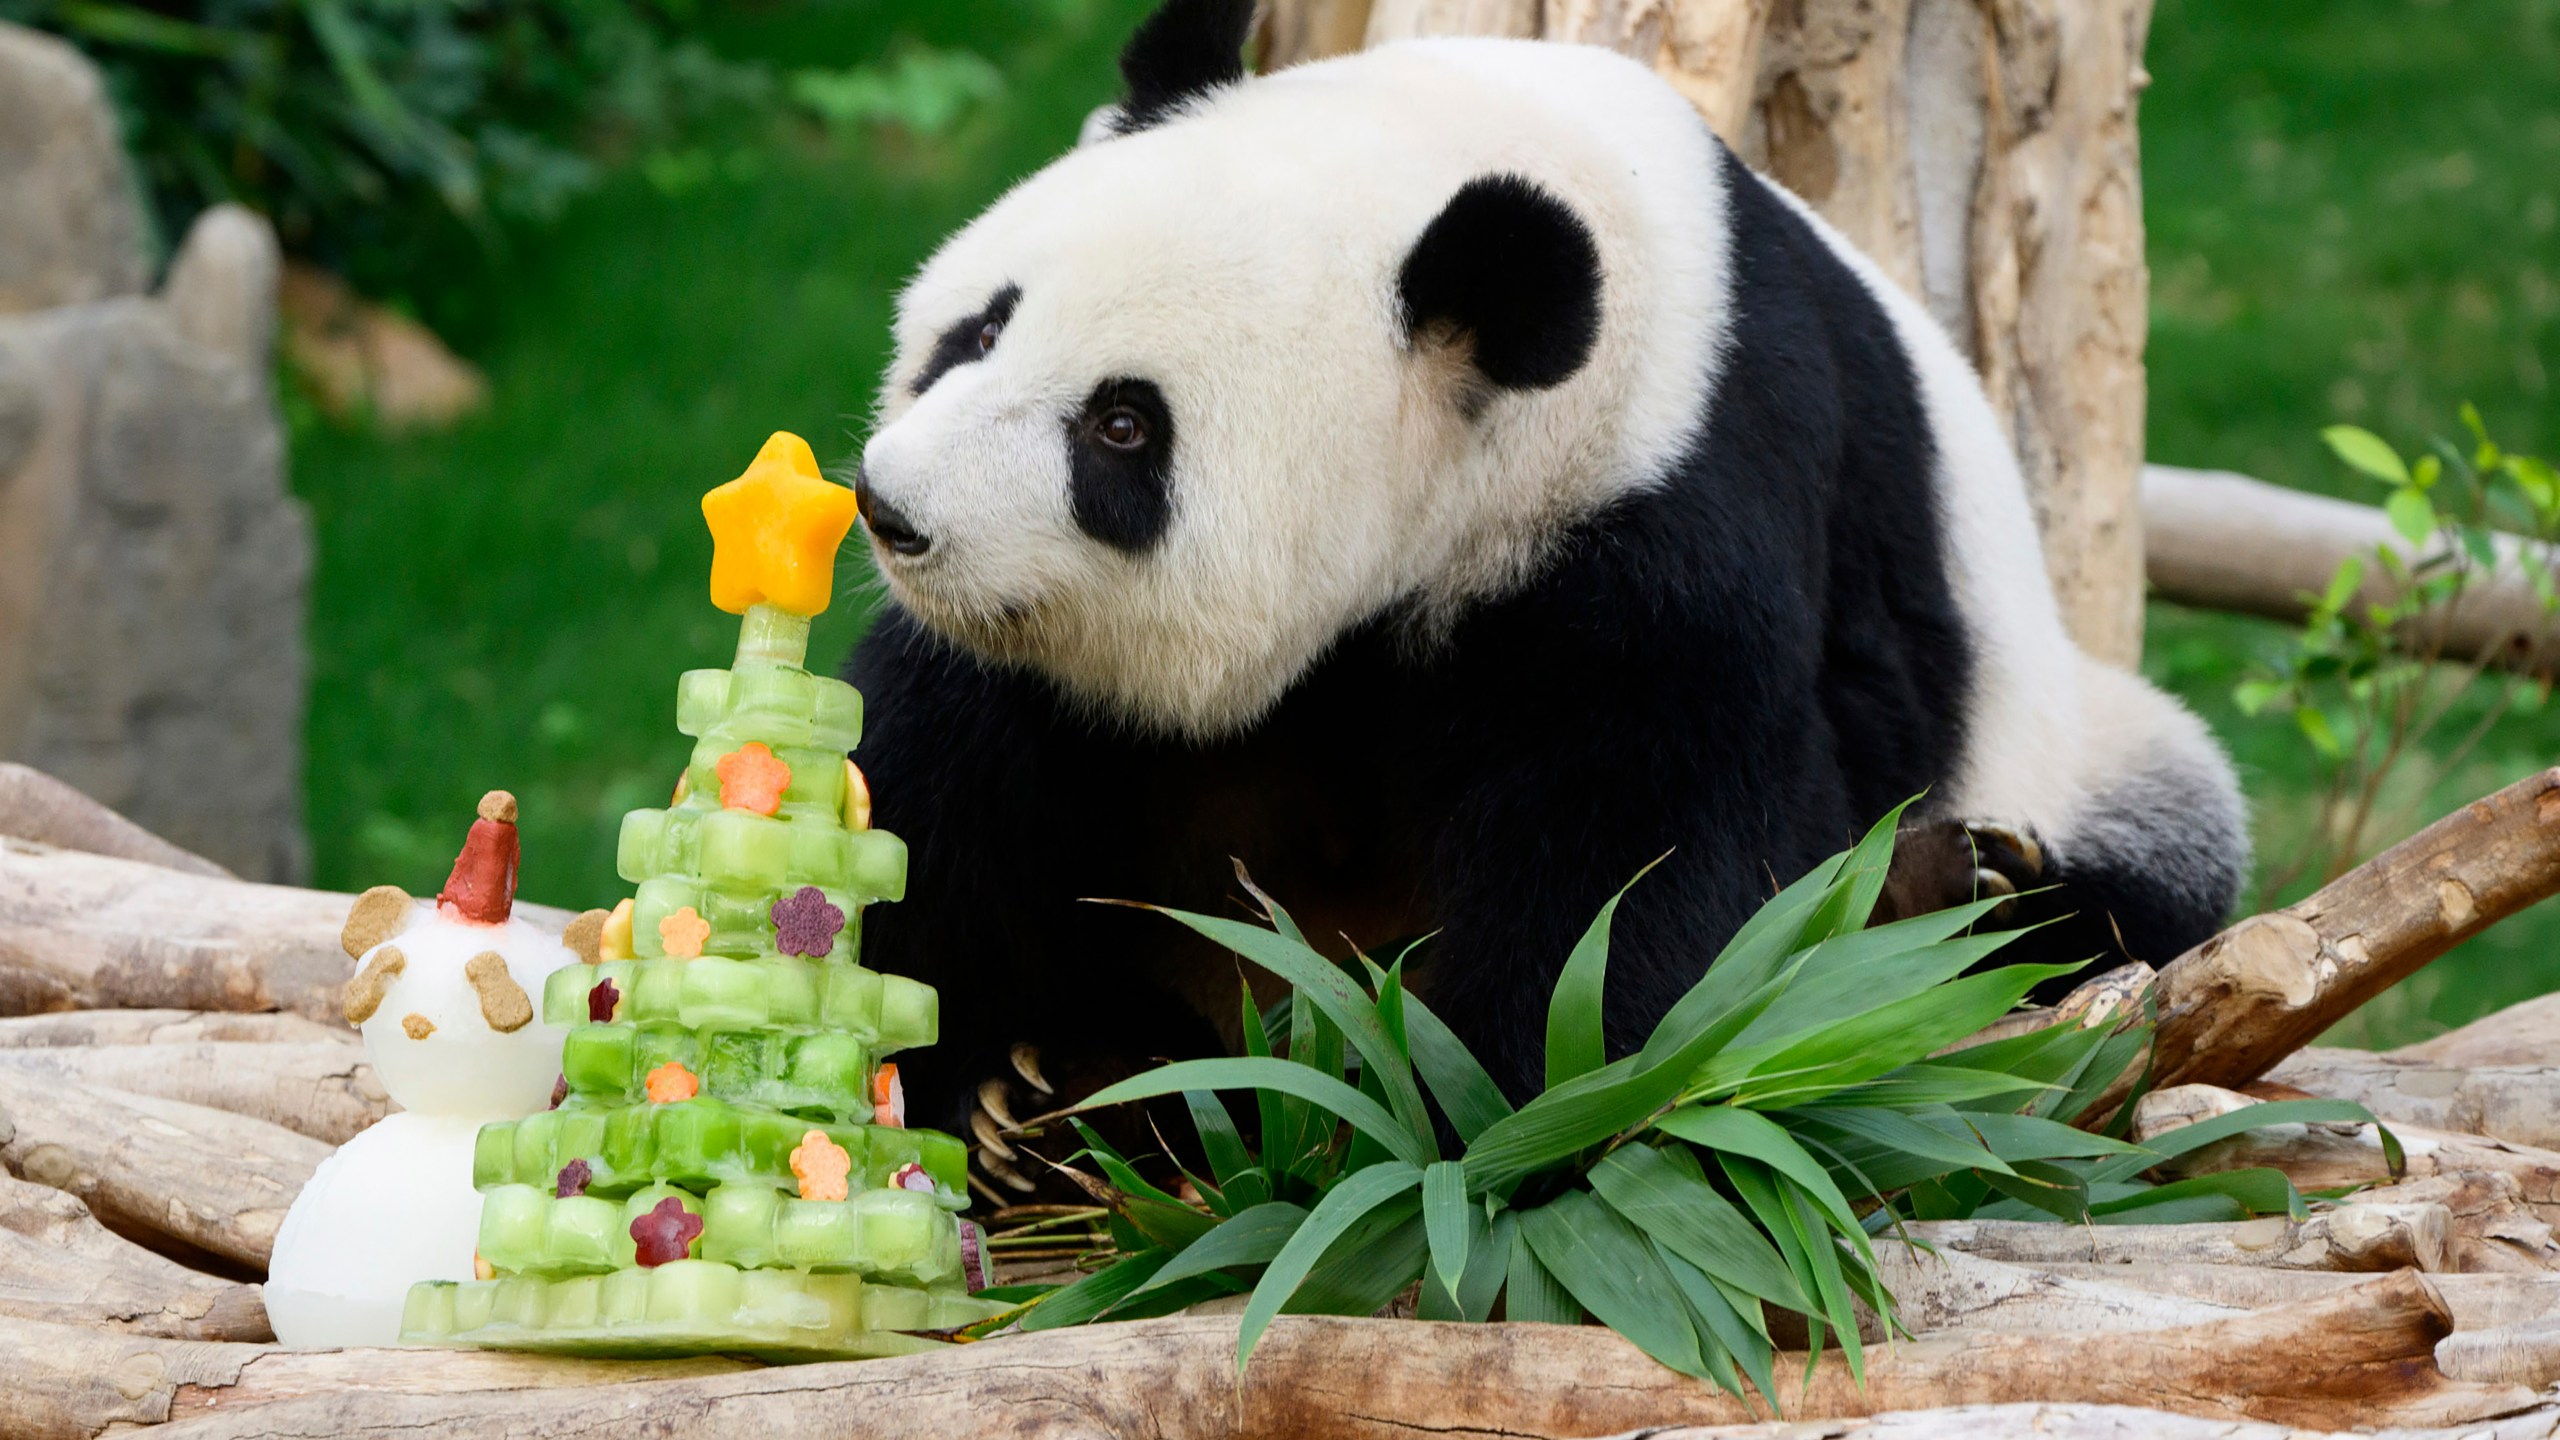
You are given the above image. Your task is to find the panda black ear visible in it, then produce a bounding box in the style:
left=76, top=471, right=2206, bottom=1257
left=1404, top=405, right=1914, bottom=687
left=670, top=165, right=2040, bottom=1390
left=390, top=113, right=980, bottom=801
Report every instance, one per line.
left=1398, top=175, right=1603, bottom=392
left=1115, top=0, right=1256, bottom=134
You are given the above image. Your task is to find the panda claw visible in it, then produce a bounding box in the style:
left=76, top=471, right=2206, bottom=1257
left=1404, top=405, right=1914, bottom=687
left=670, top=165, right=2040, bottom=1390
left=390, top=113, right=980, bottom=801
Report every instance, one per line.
left=1965, top=821, right=2046, bottom=879
left=1011, top=1042, right=1054, bottom=1096
left=977, top=1145, right=1038, bottom=1193
left=977, top=1076, right=1022, bottom=1134
left=1973, top=867, right=2021, bottom=925
left=971, top=1108, right=1018, bottom=1161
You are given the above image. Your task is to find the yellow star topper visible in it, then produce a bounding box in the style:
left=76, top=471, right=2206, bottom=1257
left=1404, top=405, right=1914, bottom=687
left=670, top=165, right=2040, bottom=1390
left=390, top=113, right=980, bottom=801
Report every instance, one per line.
left=701, top=432, right=860, bottom=617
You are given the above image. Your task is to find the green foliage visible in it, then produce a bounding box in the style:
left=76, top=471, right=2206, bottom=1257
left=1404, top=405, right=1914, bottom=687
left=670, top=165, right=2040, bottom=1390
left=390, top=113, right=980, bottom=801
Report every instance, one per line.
left=2232, top=409, right=2559, bottom=891
left=3, top=1, right=1014, bottom=295
left=1012, top=814, right=2382, bottom=1406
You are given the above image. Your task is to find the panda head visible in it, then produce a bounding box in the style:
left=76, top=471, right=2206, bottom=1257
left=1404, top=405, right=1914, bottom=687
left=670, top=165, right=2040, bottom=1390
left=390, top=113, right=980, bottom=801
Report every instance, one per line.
left=858, top=0, right=1723, bottom=736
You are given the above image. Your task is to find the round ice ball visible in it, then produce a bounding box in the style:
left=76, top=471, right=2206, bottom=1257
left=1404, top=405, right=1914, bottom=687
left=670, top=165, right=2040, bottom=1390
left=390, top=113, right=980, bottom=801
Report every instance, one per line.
left=265, top=1112, right=487, bottom=1349
left=354, top=906, right=579, bottom=1117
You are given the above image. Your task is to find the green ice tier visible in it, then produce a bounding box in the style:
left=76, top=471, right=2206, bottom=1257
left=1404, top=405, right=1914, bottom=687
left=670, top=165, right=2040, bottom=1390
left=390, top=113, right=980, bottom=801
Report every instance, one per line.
left=478, top=1182, right=964, bottom=1286
left=475, top=1099, right=965, bottom=1198
left=401, top=1264, right=1004, bottom=1362
left=542, top=958, right=936, bottom=1047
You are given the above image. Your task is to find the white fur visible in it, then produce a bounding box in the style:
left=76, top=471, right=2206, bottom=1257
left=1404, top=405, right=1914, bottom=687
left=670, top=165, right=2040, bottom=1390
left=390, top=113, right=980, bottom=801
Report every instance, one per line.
left=862, top=39, right=1729, bottom=735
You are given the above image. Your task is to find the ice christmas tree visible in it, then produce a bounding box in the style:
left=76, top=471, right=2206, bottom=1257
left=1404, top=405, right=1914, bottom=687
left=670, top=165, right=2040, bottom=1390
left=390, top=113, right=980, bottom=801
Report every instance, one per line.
left=399, top=433, right=1003, bottom=1359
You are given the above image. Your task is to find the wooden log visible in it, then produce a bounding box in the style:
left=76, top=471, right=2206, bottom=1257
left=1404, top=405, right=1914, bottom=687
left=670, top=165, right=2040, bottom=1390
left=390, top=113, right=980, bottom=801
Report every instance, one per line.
left=1896, top=1207, right=2449, bottom=1272
left=2037, top=1264, right=2560, bottom=1332
left=1628, top=1404, right=2560, bottom=1440
left=2345, top=1172, right=2560, bottom=1274
left=2398, top=991, right=2560, bottom=1070
left=0, top=1008, right=354, bottom=1049
left=0, top=836, right=570, bottom=1020
left=0, top=1068, right=325, bottom=1271
left=0, top=762, right=230, bottom=877
left=0, top=1172, right=269, bottom=1340
left=2145, top=465, right=2560, bottom=675
left=1874, top=1243, right=2245, bottom=1336
left=0, top=1315, right=745, bottom=1440
left=2267, top=1046, right=2560, bottom=1152
left=2439, top=1317, right=2560, bottom=1391
left=2145, top=767, right=2560, bottom=1094
left=122, top=1274, right=2531, bottom=1439
left=0, top=1042, right=386, bottom=1144
left=2136, top=1084, right=2560, bottom=1232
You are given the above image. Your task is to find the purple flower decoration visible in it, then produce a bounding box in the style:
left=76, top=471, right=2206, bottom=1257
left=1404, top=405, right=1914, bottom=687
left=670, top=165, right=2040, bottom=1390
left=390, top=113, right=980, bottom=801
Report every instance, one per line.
left=556, top=1158, right=592, bottom=1198
left=630, top=1196, right=702, bottom=1267
left=549, top=1074, right=568, bottom=1110
left=588, top=977, right=621, bottom=1023
left=771, top=886, right=845, bottom=959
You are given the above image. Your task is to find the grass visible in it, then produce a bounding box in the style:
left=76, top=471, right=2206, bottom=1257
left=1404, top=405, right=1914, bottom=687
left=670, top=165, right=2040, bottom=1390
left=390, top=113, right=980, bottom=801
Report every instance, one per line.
left=290, top=0, right=2557, bottom=1046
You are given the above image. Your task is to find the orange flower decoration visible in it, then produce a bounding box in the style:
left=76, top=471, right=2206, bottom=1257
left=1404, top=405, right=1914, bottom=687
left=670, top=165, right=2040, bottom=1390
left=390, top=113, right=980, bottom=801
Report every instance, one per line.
left=716, top=742, right=792, bottom=816
left=872, top=1062, right=905, bottom=1129
left=658, top=905, right=710, bottom=959
left=790, top=1129, right=852, bottom=1202
left=645, top=1061, right=699, bottom=1104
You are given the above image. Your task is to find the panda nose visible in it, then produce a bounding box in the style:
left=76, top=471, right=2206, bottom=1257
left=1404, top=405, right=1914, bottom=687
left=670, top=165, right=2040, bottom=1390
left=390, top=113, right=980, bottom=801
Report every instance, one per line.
left=856, top=476, right=931, bottom=557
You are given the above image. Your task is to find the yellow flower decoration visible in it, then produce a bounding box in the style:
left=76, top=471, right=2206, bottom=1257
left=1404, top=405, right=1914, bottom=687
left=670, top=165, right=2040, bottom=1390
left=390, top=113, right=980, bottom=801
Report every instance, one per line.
left=598, top=898, right=635, bottom=961
left=701, top=431, right=861, bottom=617
left=658, top=905, right=710, bottom=959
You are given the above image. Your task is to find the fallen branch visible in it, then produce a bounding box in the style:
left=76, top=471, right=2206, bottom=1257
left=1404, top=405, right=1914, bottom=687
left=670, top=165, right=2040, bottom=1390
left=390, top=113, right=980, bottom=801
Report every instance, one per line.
left=122, top=1274, right=2530, bottom=1439
left=2268, top=1046, right=2560, bottom=1151
left=0, top=1009, right=354, bottom=1049
left=0, top=762, right=230, bottom=878
left=2036, top=1263, right=2560, bottom=1331
left=1627, top=1402, right=2560, bottom=1439
left=2136, top=1084, right=2560, bottom=1229
left=0, top=1173, right=269, bottom=1341
left=2144, top=767, right=2560, bottom=1093
left=1872, top=1244, right=2244, bottom=1336
left=2144, top=464, right=2560, bottom=676
left=2440, top=1318, right=2560, bottom=1391
left=2343, top=1172, right=2560, bottom=1274
left=0, top=1069, right=326, bottom=1271
left=0, top=836, right=570, bottom=1020
left=1897, top=1207, right=2447, bottom=1272
left=0, top=1042, right=386, bottom=1144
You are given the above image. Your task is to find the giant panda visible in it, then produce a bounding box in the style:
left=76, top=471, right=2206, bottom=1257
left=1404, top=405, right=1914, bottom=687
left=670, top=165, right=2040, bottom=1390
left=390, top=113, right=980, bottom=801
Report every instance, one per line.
left=845, top=0, right=2248, bottom=1181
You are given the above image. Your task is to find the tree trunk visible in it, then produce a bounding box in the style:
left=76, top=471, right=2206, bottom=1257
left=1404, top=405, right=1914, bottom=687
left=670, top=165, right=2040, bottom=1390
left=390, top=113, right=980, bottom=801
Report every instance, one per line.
left=0, top=1042, right=387, bottom=1144
left=0, top=1173, right=270, bottom=1341
left=1256, top=0, right=2156, bottom=663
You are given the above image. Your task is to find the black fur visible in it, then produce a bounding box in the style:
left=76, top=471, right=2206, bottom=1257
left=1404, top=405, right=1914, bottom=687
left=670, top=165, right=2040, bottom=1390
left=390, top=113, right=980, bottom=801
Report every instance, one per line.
left=1069, top=378, right=1177, bottom=553
left=851, top=143, right=1990, bottom=1125
left=910, top=284, right=1020, bottom=398
left=1115, top=0, right=1254, bottom=135
left=1400, top=175, right=1604, bottom=391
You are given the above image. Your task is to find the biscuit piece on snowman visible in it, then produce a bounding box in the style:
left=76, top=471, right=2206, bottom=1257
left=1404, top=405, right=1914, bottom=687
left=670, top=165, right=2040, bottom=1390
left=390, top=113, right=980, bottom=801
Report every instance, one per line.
left=339, top=791, right=581, bottom=1118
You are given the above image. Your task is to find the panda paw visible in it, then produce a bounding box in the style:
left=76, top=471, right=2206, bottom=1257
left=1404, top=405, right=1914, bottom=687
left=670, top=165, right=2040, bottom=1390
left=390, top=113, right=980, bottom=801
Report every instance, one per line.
left=967, top=1042, right=1054, bottom=1203
left=1879, top=817, right=2047, bottom=926
left=1959, top=819, right=2046, bottom=924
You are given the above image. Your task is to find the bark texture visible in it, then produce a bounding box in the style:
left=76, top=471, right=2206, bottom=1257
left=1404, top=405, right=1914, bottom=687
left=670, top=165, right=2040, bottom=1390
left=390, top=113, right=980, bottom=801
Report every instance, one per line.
left=1256, top=0, right=2157, bottom=663
left=76, top=1275, right=2530, bottom=1440
left=0, top=1172, right=269, bottom=1340
left=0, top=1042, right=386, bottom=1144
left=2269, top=1046, right=2560, bottom=1152
left=0, top=1067, right=326, bottom=1271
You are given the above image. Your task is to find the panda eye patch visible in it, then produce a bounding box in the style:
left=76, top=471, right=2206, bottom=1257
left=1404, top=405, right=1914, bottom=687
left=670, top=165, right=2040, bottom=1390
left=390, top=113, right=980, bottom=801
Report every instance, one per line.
left=1067, top=378, right=1173, bottom=554
left=909, top=283, right=1021, bottom=396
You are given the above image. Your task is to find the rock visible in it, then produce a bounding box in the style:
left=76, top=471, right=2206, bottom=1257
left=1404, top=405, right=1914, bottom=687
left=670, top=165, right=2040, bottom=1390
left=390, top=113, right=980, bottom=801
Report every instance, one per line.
left=279, top=261, right=488, bottom=429
left=164, top=204, right=283, bottom=372
left=0, top=23, right=149, bottom=315
left=0, top=294, right=309, bottom=881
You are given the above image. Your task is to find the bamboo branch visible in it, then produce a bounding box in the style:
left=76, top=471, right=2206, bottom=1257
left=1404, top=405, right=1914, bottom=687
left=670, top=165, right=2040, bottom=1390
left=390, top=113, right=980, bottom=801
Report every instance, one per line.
left=2144, top=767, right=2560, bottom=1092
left=0, top=1069, right=326, bottom=1271
left=0, top=1043, right=386, bottom=1144
left=0, top=1173, right=269, bottom=1341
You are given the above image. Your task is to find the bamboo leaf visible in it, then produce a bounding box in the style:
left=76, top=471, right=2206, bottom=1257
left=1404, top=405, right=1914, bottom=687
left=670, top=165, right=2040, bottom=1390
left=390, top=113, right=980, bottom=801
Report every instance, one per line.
left=1457, top=1208, right=1515, bottom=1323
left=2090, top=1168, right=2302, bottom=1223
left=1423, top=1160, right=1474, bottom=1301
left=1291, top=1200, right=1428, bottom=1318
left=1015, top=1250, right=1170, bottom=1332
left=1658, top=1244, right=1782, bottom=1416
left=1402, top=991, right=1515, bottom=1144
left=1236, top=1162, right=1422, bottom=1368
left=1504, top=1218, right=1582, bottom=1324
left=2084, top=1098, right=2383, bottom=1186
left=1139, top=907, right=1435, bottom=1155
left=1519, top=1192, right=1712, bottom=1383
left=1654, top=1105, right=1862, bottom=1239
left=1084, top=1058, right=1433, bottom=1169
left=2325, top=424, right=2411, bottom=485
left=1125, top=1202, right=1309, bottom=1299
left=1587, top=1144, right=1810, bottom=1313
left=1547, top=858, right=1666, bottom=1090
left=1185, top=1091, right=1254, bottom=1188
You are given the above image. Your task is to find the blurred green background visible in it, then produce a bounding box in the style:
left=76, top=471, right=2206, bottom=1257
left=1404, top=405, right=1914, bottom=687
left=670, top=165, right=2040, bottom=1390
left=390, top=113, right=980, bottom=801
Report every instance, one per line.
left=30, top=0, right=2559, bottom=1047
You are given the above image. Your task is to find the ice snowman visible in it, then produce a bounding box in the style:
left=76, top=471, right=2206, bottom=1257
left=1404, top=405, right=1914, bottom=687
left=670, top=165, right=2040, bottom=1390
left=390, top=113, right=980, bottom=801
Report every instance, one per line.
left=265, top=791, right=591, bottom=1347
